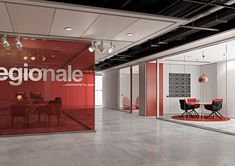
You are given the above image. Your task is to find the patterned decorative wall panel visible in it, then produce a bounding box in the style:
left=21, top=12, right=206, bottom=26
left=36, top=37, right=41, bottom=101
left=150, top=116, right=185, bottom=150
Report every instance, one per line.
left=169, top=73, right=190, bottom=97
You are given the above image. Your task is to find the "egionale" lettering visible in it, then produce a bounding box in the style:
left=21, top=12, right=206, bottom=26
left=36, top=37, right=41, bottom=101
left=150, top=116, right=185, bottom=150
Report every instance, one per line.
left=0, top=63, right=83, bottom=86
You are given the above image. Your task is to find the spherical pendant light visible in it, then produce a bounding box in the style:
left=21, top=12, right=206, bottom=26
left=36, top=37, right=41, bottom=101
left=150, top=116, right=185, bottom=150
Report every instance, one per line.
left=198, top=51, right=208, bottom=83
left=198, top=73, right=208, bottom=83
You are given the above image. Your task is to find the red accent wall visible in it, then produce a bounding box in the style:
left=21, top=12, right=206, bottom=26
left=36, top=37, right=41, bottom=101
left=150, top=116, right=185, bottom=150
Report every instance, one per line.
left=159, top=63, right=164, bottom=116
left=0, top=39, right=95, bottom=135
left=146, top=63, right=156, bottom=116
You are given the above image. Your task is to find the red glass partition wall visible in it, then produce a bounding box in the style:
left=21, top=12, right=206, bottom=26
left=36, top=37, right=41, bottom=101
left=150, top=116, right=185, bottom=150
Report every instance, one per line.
left=0, top=38, right=95, bottom=135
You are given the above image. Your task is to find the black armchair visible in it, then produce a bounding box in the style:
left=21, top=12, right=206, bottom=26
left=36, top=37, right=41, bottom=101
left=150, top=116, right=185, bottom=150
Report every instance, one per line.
left=179, top=99, right=194, bottom=118
left=204, top=99, right=223, bottom=119
left=48, top=97, right=62, bottom=106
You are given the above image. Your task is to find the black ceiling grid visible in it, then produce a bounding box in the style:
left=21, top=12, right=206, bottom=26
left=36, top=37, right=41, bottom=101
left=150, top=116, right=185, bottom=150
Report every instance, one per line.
left=47, top=0, right=235, bottom=71
left=48, top=0, right=221, bottom=18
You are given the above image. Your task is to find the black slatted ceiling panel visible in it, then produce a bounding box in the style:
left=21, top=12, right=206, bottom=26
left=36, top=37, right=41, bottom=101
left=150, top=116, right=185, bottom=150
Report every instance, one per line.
left=48, top=0, right=218, bottom=18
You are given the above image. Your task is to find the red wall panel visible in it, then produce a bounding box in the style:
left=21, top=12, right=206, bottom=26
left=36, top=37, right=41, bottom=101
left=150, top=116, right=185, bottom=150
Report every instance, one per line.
left=159, top=63, right=164, bottom=116
left=146, top=63, right=156, bottom=116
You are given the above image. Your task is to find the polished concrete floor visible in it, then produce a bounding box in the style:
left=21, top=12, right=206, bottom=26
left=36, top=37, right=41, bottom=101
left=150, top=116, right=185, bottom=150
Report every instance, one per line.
left=161, top=114, right=235, bottom=134
left=1, top=108, right=235, bottom=166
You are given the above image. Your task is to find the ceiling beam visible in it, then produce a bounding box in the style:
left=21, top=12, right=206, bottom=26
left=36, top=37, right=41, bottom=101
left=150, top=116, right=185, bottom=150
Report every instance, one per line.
left=179, top=25, right=220, bottom=31
left=109, top=58, right=129, bottom=61
left=116, top=54, right=133, bottom=57
left=182, top=0, right=217, bottom=18
left=121, top=0, right=132, bottom=8
left=157, top=0, right=182, bottom=14
left=182, top=0, right=235, bottom=10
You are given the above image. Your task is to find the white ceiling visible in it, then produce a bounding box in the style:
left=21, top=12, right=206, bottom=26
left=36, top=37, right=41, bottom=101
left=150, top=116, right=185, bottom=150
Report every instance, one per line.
left=50, top=9, right=99, bottom=37
left=82, top=14, right=137, bottom=40
left=6, top=3, right=55, bottom=35
left=0, top=3, right=12, bottom=32
left=113, top=19, right=173, bottom=42
left=160, top=39, right=235, bottom=65
left=0, top=0, right=186, bottom=63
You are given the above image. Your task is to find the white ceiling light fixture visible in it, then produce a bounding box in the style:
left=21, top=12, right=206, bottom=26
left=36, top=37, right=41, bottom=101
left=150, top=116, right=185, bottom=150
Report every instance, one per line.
left=108, top=41, right=115, bottom=54
left=1, top=33, right=10, bottom=48
left=127, top=33, right=134, bottom=37
left=198, top=51, right=208, bottom=83
left=15, top=34, right=23, bottom=49
left=64, top=27, right=73, bottom=31
left=97, top=40, right=106, bottom=53
left=88, top=40, right=97, bottom=53
left=88, top=40, right=116, bottom=53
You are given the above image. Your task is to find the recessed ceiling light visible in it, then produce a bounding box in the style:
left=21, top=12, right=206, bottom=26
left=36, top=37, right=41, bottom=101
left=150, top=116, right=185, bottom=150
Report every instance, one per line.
left=127, top=33, right=134, bottom=37
left=51, top=55, right=55, bottom=58
left=65, top=27, right=73, bottom=31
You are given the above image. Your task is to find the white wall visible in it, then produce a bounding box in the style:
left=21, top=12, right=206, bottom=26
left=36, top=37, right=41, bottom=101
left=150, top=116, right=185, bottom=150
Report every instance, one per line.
left=163, top=64, right=201, bottom=114
left=226, top=60, right=235, bottom=118
left=217, top=60, right=235, bottom=118
left=120, top=73, right=130, bottom=109
left=95, top=76, right=103, bottom=106
left=201, top=63, right=217, bottom=102
left=103, top=70, right=119, bottom=110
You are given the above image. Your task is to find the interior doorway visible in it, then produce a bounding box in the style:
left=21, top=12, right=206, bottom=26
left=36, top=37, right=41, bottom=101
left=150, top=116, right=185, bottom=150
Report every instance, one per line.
left=119, top=65, right=139, bottom=114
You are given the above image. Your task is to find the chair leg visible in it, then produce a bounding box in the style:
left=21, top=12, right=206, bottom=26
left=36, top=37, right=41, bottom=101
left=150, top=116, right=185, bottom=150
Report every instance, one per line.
left=214, top=112, right=222, bottom=120
left=24, top=117, right=27, bottom=128
left=59, top=111, right=65, bottom=126
left=26, top=116, right=29, bottom=128
left=44, top=114, right=47, bottom=126
left=11, top=116, right=14, bottom=128
left=186, top=110, right=194, bottom=118
left=38, top=111, right=41, bottom=122
left=180, top=111, right=195, bottom=118
left=216, top=111, right=223, bottom=117
left=190, top=109, right=199, bottom=117
left=48, top=115, right=51, bottom=127
left=180, top=111, right=187, bottom=117
left=206, top=112, right=215, bottom=119
left=57, top=114, right=60, bottom=126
